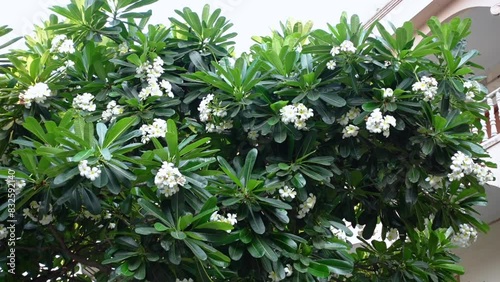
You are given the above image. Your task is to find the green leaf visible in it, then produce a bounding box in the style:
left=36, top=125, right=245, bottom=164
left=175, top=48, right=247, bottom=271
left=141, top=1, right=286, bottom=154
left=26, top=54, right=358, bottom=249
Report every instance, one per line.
left=137, top=198, right=174, bottom=228
left=154, top=222, right=169, bottom=232
left=71, top=149, right=95, bottom=162
left=247, top=205, right=265, bottom=234
left=103, top=116, right=138, bottom=148
left=407, top=167, right=420, bottom=184
left=195, top=221, right=234, bottom=231
left=241, top=148, right=257, bottom=187
left=165, top=119, right=179, bottom=161
left=185, top=239, right=207, bottom=260
left=316, top=259, right=353, bottom=275
left=319, top=92, right=346, bottom=107
left=307, top=262, right=330, bottom=278
left=53, top=167, right=80, bottom=185
left=81, top=188, right=102, bottom=214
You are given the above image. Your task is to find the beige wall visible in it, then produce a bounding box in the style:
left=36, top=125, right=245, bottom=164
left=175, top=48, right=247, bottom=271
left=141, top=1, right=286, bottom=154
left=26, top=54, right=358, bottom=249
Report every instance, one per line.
left=455, top=220, right=500, bottom=282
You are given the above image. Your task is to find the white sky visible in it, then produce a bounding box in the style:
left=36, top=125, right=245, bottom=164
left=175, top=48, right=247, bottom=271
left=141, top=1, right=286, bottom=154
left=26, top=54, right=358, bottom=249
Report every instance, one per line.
left=0, top=0, right=388, bottom=53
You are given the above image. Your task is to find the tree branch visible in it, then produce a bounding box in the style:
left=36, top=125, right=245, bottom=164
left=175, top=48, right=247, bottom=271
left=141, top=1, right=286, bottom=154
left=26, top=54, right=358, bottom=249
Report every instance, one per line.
left=48, top=226, right=111, bottom=275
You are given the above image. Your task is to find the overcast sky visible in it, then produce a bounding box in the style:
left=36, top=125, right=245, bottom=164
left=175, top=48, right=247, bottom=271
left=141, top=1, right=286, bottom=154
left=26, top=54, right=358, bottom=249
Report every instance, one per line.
left=0, top=0, right=387, bottom=53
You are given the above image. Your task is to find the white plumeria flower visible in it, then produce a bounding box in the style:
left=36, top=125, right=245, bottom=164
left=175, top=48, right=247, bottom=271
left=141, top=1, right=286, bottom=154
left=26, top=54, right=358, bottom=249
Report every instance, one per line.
left=340, top=40, right=356, bottom=53
left=160, top=80, right=174, bottom=98
left=386, top=228, right=399, bottom=241
left=382, top=88, right=394, bottom=99
left=279, top=103, right=314, bottom=130
left=412, top=76, right=438, bottom=101
left=14, top=179, right=26, bottom=194
left=451, top=224, right=477, bottom=248
left=108, top=222, right=116, bottom=229
left=337, top=115, right=349, bottom=126
left=425, top=175, right=443, bottom=189
left=268, top=271, right=281, bottom=282
left=140, top=119, right=167, bottom=143
left=19, top=82, right=51, bottom=108
left=284, top=264, right=293, bottom=277
left=366, top=108, right=396, bottom=137
left=342, top=124, right=359, bottom=139
left=39, top=214, right=54, bottom=225
left=346, top=108, right=361, bottom=120
left=102, top=100, right=124, bottom=122
left=154, top=162, right=186, bottom=197
left=278, top=185, right=297, bottom=199
left=473, top=163, right=494, bottom=185
left=73, top=93, right=96, bottom=111
left=210, top=211, right=238, bottom=232
left=297, top=193, right=316, bottom=219
left=326, top=60, right=336, bottom=70
left=78, top=160, right=102, bottom=181
left=51, top=35, right=75, bottom=54
left=248, top=130, right=259, bottom=140
left=447, top=151, right=477, bottom=181
left=330, top=46, right=341, bottom=56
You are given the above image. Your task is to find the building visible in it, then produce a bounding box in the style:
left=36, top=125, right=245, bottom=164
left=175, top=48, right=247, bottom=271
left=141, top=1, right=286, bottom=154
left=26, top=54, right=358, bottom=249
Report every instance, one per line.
left=367, top=1, right=500, bottom=281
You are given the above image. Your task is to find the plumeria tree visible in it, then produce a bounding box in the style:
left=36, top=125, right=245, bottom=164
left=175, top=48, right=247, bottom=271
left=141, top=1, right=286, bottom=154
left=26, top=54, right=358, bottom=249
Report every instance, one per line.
left=0, top=0, right=495, bottom=281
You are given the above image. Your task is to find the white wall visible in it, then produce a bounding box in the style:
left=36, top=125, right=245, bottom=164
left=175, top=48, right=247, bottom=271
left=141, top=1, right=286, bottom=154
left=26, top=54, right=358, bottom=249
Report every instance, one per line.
left=455, top=220, right=500, bottom=282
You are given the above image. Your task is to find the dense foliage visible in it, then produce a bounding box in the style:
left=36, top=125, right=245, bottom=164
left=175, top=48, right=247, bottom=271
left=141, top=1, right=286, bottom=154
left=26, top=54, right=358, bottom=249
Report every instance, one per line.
left=0, top=0, right=495, bottom=281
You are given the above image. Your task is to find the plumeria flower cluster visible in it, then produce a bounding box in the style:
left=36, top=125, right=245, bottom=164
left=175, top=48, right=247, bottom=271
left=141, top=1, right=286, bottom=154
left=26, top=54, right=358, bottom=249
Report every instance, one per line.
left=297, top=193, right=316, bottom=219
left=18, top=82, right=51, bottom=108
left=136, top=57, right=174, bottom=100
left=280, top=103, right=314, bottom=130
left=198, top=94, right=233, bottom=133
left=463, top=80, right=481, bottom=101
left=23, top=201, right=54, bottom=225
left=451, top=223, right=478, bottom=248
left=175, top=279, right=194, bottom=282
left=72, top=93, right=96, bottom=111
left=412, top=76, right=438, bottom=101
left=337, top=107, right=360, bottom=126
left=50, top=34, right=75, bottom=54
left=101, top=100, right=124, bottom=122
left=154, top=162, right=186, bottom=197
left=474, top=162, right=495, bottom=185
left=78, top=160, right=102, bottom=181
left=448, top=151, right=494, bottom=184
left=366, top=108, right=396, bottom=137
left=330, top=40, right=357, bottom=56
left=210, top=211, right=238, bottom=232
left=278, top=185, right=296, bottom=200
left=327, top=40, right=356, bottom=70
left=140, top=118, right=167, bottom=143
